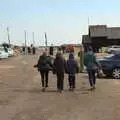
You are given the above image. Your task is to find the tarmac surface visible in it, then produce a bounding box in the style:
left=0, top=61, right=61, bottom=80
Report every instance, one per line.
left=0, top=55, right=120, bottom=120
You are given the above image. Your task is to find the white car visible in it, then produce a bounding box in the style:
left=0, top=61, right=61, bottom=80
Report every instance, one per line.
left=0, top=50, right=9, bottom=59
left=108, top=45, right=120, bottom=53
left=7, top=48, right=14, bottom=56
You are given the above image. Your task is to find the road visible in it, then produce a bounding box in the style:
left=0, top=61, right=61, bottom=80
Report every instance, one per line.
left=0, top=55, right=120, bottom=120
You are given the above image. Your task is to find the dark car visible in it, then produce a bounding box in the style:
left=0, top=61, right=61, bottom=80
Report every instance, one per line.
left=98, top=53, right=120, bottom=79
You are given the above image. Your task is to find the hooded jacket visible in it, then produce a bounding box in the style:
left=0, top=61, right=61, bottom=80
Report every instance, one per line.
left=37, top=54, right=52, bottom=71
left=84, top=51, right=98, bottom=70
left=53, top=53, right=67, bottom=73
left=67, top=53, right=79, bottom=75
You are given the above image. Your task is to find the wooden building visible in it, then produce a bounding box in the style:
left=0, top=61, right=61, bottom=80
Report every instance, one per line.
left=82, top=25, right=120, bottom=52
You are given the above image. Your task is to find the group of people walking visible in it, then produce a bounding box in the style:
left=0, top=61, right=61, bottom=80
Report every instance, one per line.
left=22, top=45, right=36, bottom=55
left=34, top=46, right=100, bottom=92
left=34, top=51, right=79, bottom=92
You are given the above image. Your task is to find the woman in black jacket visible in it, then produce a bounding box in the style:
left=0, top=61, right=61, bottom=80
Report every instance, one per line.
left=34, top=52, right=52, bottom=91
left=53, top=52, right=67, bottom=93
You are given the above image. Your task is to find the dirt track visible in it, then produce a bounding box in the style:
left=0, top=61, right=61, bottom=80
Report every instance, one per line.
left=0, top=55, right=120, bottom=120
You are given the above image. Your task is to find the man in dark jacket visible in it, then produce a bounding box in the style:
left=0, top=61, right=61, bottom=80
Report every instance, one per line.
left=67, top=53, right=79, bottom=90
left=53, top=52, right=67, bottom=93
left=34, top=51, right=52, bottom=91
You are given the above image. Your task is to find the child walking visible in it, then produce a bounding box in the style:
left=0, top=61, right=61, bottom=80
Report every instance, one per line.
left=67, top=53, right=79, bottom=90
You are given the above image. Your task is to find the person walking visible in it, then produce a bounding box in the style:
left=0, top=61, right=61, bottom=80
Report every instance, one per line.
left=84, top=47, right=99, bottom=90
left=34, top=51, right=52, bottom=91
left=78, top=45, right=84, bottom=73
left=22, top=46, right=25, bottom=55
left=53, top=52, right=67, bottom=93
left=28, top=47, right=31, bottom=55
left=67, top=53, right=79, bottom=91
left=32, top=47, right=36, bottom=55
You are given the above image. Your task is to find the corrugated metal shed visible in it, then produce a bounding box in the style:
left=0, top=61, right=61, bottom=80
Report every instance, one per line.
left=89, top=25, right=107, bottom=37
left=107, top=27, right=120, bottom=39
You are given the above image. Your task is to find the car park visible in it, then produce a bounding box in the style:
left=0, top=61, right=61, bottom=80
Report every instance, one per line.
left=98, top=53, right=120, bottom=79
left=0, top=47, right=9, bottom=59
left=107, top=45, right=120, bottom=53
left=7, top=48, right=14, bottom=56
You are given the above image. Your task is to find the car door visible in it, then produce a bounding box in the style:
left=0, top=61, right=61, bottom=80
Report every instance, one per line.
left=112, top=54, right=120, bottom=68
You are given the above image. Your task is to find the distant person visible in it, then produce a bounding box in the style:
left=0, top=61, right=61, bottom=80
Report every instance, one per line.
left=22, top=46, right=25, bottom=55
left=32, top=47, right=36, bottom=55
left=53, top=52, right=67, bottom=93
left=49, top=46, right=54, bottom=55
left=67, top=53, right=79, bottom=91
left=28, top=47, right=31, bottom=54
left=34, top=51, right=53, bottom=91
left=78, top=46, right=84, bottom=73
left=57, top=47, right=62, bottom=53
left=84, top=47, right=100, bottom=90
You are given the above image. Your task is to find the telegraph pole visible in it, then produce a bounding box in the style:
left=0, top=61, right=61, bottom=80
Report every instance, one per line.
left=32, top=32, right=35, bottom=46
left=24, top=30, right=27, bottom=55
left=7, top=27, right=10, bottom=46
left=88, top=17, right=90, bottom=26
left=45, top=32, right=47, bottom=47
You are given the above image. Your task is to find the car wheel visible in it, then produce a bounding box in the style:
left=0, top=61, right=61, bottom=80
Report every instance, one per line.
left=112, top=68, right=120, bottom=79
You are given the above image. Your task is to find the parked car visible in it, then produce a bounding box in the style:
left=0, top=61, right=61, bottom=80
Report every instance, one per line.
left=0, top=47, right=9, bottom=59
left=108, top=45, right=120, bottom=53
left=98, top=53, right=120, bottom=79
left=7, top=48, right=14, bottom=56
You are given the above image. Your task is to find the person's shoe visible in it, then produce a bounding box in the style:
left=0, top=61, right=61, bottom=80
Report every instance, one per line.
left=73, top=86, right=76, bottom=89
left=88, top=87, right=94, bottom=91
left=57, top=89, right=62, bottom=93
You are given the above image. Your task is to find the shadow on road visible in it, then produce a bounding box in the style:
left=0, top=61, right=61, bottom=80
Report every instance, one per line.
left=12, top=87, right=92, bottom=94
left=12, top=88, right=58, bottom=93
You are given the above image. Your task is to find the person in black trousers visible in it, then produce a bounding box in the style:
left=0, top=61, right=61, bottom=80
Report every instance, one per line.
left=84, top=47, right=100, bottom=90
left=53, top=52, right=67, bottom=93
left=67, top=53, right=79, bottom=90
left=34, top=51, right=52, bottom=91
left=32, top=47, right=36, bottom=55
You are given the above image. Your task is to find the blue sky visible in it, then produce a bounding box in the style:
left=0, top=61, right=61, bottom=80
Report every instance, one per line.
left=0, top=0, right=120, bottom=46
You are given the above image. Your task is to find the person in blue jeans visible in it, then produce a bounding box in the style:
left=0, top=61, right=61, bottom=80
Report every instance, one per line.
left=67, top=53, right=79, bottom=90
left=84, top=47, right=99, bottom=90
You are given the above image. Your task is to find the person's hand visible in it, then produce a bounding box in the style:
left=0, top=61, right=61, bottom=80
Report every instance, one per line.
left=34, top=65, right=37, bottom=68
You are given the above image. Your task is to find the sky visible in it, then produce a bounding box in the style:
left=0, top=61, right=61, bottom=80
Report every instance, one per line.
left=0, top=0, right=120, bottom=46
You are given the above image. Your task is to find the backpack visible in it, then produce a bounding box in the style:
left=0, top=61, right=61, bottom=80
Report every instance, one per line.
left=38, top=55, right=52, bottom=71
